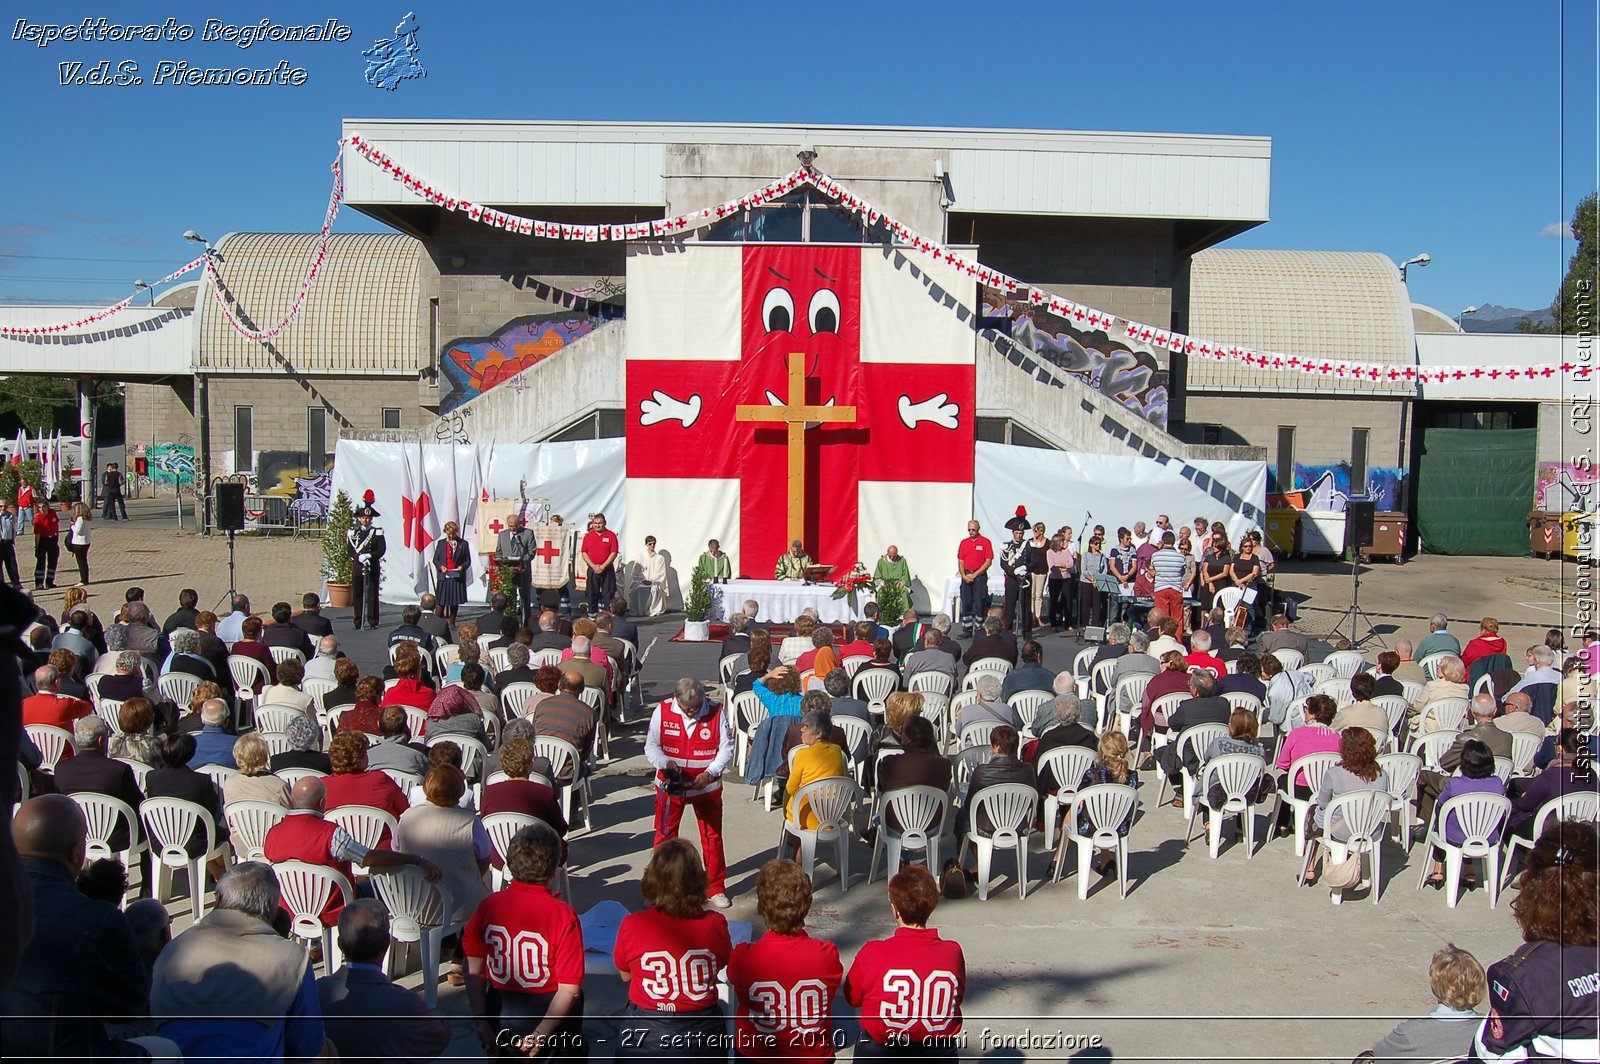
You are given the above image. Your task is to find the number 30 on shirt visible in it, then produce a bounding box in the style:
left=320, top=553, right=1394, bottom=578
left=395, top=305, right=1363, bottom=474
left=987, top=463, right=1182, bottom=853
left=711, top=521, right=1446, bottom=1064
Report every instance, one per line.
left=639, top=949, right=720, bottom=1004
left=485, top=925, right=551, bottom=990
left=747, top=978, right=830, bottom=1034
left=880, top=969, right=961, bottom=1033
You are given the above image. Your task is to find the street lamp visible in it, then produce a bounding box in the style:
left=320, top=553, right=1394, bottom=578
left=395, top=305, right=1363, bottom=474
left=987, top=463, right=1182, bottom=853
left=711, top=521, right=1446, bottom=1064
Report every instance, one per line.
left=133, top=279, right=154, bottom=306
left=1457, top=305, right=1479, bottom=330
left=1399, top=253, right=1431, bottom=283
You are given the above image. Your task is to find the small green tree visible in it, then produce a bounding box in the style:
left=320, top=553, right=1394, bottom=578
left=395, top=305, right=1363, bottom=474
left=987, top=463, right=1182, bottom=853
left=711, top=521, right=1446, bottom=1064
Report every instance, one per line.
left=873, top=579, right=910, bottom=624
left=323, top=490, right=354, bottom=583
left=684, top=564, right=713, bottom=622
left=1552, top=191, right=1599, bottom=334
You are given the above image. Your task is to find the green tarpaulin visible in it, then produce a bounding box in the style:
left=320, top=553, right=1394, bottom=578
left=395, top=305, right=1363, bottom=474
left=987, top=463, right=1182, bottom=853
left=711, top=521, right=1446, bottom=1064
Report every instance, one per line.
left=1415, top=426, right=1536, bottom=556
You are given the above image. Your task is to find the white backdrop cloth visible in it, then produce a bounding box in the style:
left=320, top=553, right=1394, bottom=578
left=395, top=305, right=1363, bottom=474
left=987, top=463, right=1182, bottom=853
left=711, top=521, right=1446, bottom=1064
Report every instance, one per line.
left=333, top=438, right=624, bottom=606
left=716, top=579, right=871, bottom=625
left=940, top=570, right=1006, bottom=624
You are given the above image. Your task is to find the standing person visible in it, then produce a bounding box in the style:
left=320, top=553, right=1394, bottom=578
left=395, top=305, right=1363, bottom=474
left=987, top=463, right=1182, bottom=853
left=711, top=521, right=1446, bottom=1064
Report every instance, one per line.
left=64, top=502, right=92, bottom=586
left=613, top=839, right=733, bottom=1060
left=33, top=499, right=60, bottom=590
left=1077, top=533, right=1107, bottom=630
left=100, top=463, right=127, bottom=521
left=1106, top=527, right=1139, bottom=624
left=347, top=495, right=386, bottom=630
left=582, top=512, right=620, bottom=614
left=844, top=865, right=966, bottom=1059
left=999, top=522, right=1031, bottom=637
left=729, top=859, right=844, bottom=1063
left=644, top=678, right=734, bottom=908
left=1045, top=530, right=1076, bottom=633
left=430, top=521, right=471, bottom=623
left=1149, top=532, right=1187, bottom=638
left=464, top=822, right=585, bottom=1060
left=634, top=535, right=668, bottom=617
left=1026, top=522, right=1051, bottom=631
left=0, top=499, right=20, bottom=588
left=496, top=513, right=536, bottom=627
left=696, top=539, right=733, bottom=584
left=955, top=519, right=994, bottom=636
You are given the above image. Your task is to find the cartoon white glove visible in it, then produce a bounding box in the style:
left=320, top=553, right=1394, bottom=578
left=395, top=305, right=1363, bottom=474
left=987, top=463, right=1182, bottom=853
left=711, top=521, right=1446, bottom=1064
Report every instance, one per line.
left=639, top=391, right=702, bottom=428
left=898, top=393, right=959, bottom=430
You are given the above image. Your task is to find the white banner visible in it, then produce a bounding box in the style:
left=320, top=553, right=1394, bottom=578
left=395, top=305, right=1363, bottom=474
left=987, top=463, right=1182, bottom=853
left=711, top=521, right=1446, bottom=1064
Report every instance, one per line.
left=332, top=438, right=625, bottom=606
left=973, top=442, right=1267, bottom=547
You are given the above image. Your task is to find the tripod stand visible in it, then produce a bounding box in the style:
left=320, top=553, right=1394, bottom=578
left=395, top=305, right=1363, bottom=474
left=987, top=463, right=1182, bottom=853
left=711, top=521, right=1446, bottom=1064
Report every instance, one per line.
left=211, top=530, right=239, bottom=614
left=1328, top=554, right=1386, bottom=649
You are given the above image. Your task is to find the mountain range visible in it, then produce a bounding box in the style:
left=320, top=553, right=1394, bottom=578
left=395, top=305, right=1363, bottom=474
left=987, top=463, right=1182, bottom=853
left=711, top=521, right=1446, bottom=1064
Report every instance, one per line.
left=1460, top=303, right=1556, bottom=333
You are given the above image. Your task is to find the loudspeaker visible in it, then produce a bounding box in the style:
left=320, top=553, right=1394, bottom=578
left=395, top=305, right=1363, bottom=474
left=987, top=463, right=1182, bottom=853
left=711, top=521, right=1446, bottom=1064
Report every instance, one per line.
left=1345, top=499, right=1376, bottom=551
left=215, top=483, right=246, bottom=532
left=1082, top=625, right=1106, bottom=645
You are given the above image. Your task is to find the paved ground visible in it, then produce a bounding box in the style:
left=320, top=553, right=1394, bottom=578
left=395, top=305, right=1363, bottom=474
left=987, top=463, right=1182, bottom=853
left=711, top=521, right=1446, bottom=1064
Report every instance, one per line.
left=62, top=497, right=1598, bottom=1062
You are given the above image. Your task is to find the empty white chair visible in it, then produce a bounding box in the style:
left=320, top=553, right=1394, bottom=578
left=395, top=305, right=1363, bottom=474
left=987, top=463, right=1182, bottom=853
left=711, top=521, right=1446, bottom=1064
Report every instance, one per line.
left=852, top=669, right=898, bottom=705
left=1277, top=752, right=1342, bottom=857
left=370, top=866, right=459, bottom=1008
left=141, top=797, right=228, bottom=917
left=909, top=671, right=954, bottom=698
left=868, top=786, right=948, bottom=883
left=1269, top=648, right=1305, bottom=671
left=1409, top=729, right=1461, bottom=773
left=1054, top=783, right=1137, bottom=899
left=731, top=691, right=768, bottom=778
left=1038, top=745, right=1098, bottom=852
left=960, top=782, right=1036, bottom=901
left=1301, top=790, right=1392, bottom=904
left=224, top=799, right=287, bottom=862
left=268, top=646, right=306, bottom=667
left=1414, top=792, right=1512, bottom=909
left=1501, top=791, right=1599, bottom=889
left=1186, top=753, right=1267, bottom=859
left=1376, top=752, right=1423, bottom=852
left=1324, top=650, right=1366, bottom=678
left=1212, top=586, right=1244, bottom=619
left=482, top=811, right=572, bottom=896
left=776, top=777, right=861, bottom=891
left=24, top=724, right=73, bottom=772
left=71, top=792, right=146, bottom=899
left=275, top=860, right=353, bottom=973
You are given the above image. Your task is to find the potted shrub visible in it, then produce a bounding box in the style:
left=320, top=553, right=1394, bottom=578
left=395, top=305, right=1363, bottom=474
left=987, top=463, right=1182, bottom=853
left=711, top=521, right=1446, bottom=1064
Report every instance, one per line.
left=322, top=489, right=354, bottom=607
left=682, top=564, right=713, bottom=642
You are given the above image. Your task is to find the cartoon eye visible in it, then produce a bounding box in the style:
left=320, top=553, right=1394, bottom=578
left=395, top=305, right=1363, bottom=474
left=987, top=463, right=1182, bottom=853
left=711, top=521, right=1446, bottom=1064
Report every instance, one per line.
left=809, top=288, right=840, bottom=334
left=762, top=287, right=794, bottom=333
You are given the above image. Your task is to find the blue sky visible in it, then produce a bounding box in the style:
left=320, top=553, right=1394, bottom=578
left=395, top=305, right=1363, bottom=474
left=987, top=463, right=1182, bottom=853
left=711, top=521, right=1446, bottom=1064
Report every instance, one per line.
left=0, top=0, right=1592, bottom=320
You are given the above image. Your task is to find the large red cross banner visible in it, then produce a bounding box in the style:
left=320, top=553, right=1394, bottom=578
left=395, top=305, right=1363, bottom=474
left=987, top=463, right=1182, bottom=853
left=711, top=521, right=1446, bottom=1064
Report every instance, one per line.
left=625, top=244, right=976, bottom=609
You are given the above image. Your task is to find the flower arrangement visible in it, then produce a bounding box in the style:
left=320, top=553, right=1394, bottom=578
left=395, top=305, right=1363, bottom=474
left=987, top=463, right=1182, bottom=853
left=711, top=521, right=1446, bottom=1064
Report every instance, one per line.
left=831, top=562, right=875, bottom=611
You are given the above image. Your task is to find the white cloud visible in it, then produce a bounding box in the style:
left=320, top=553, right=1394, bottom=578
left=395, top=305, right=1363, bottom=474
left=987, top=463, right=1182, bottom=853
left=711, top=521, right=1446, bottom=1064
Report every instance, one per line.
left=1540, top=221, right=1573, bottom=238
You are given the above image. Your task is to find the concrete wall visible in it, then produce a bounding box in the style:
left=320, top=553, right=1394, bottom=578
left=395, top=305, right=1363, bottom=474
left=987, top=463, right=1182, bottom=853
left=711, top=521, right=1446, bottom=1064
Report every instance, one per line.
left=203, top=377, right=427, bottom=467
left=1183, top=392, right=1411, bottom=475
left=123, top=380, right=195, bottom=449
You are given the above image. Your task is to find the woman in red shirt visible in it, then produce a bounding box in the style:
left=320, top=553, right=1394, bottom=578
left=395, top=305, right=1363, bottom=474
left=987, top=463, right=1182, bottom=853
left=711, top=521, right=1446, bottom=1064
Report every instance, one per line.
left=613, top=837, right=732, bottom=1060
left=844, top=865, right=965, bottom=1059
left=334, top=675, right=385, bottom=737
left=730, top=859, right=843, bottom=1062
left=322, top=732, right=409, bottom=848
left=464, top=821, right=585, bottom=1059
left=230, top=615, right=275, bottom=693
left=380, top=643, right=435, bottom=713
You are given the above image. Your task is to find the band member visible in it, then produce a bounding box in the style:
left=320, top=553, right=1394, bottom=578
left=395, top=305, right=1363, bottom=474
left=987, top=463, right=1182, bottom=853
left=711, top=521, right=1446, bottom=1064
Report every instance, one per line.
left=347, top=492, right=386, bottom=630
left=431, top=521, right=471, bottom=622
left=496, top=514, right=536, bottom=627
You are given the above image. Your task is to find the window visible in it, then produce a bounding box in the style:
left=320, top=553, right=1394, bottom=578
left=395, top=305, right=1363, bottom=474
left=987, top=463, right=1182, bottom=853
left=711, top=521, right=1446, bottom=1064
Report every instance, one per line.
left=382, top=408, right=402, bottom=430
left=1276, top=426, right=1295, bottom=489
left=234, top=406, right=253, bottom=472
left=429, top=297, right=440, bottom=373
left=702, top=187, right=894, bottom=244
left=308, top=408, right=327, bottom=472
left=1350, top=428, right=1370, bottom=494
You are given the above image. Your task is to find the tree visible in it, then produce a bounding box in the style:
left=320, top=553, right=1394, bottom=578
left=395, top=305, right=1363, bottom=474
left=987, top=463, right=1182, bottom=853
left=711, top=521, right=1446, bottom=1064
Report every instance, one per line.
left=1552, top=191, right=1598, bottom=334
left=0, top=378, right=124, bottom=438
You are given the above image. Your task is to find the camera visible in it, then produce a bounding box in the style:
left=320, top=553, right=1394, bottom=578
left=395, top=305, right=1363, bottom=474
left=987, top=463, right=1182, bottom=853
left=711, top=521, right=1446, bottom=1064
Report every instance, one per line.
left=662, top=764, right=688, bottom=797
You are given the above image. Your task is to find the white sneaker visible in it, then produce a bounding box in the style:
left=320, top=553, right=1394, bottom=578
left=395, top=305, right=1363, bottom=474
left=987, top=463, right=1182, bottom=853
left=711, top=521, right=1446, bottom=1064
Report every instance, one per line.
left=709, top=893, right=732, bottom=909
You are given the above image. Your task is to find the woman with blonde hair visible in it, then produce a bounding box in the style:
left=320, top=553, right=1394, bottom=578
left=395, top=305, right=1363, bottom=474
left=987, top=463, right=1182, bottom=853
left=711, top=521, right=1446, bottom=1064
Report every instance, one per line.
left=1076, top=729, right=1137, bottom=876
left=220, top=732, right=290, bottom=809
left=65, top=501, right=92, bottom=585
left=431, top=519, right=472, bottom=621
left=1414, top=655, right=1470, bottom=733
left=879, top=690, right=925, bottom=752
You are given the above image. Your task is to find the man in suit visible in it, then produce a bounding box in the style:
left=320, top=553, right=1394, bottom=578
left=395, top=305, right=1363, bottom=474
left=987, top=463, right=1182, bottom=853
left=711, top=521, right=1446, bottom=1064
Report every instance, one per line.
left=528, top=611, right=568, bottom=653
left=930, top=614, right=963, bottom=662
left=963, top=615, right=1018, bottom=667
left=1256, top=613, right=1310, bottom=658
left=53, top=717, right=144, bottom=850
left=417, top=593, right=453, bottom=646
left=902, top=629, right=957, bottom=687
left=890, top=609, right=928, bottom=663
left=1001, top=640, right=1055, bottom=701
left=1157, top=670, right=1231, bottom=785
left=1438, top=695, right=1514, bottom=771
left=290, top=592, right=335, bottom=639
left=1030, top=694, right=1099, bottom=794
left=719, top=612, right=752, bottom=660
left=161, top=588, right=200, bottom=636
left=317, top=900, right=451, bottom=1064
left=262, top=602, right=315, bottom=660
left=496, top=513, right=537, bottom=627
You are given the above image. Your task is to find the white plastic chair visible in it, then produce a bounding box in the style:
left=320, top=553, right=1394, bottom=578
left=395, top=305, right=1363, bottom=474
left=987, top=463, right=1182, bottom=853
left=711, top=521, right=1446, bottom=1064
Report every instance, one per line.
left=1269, top=648, right=1305, bottom=671
left=275, top=860, right=353, bottom=973
left=303, top=676, right=338, bottom=715
left=1417, top=652, right=1453, bottom=681
left=1500, top=791, right=1599, bottom=889
left=1300, top=662, right=1335, bottom=686
left=958, top=719, right=1003, bottom=752
left=255, top=704, right=307, bottom=736
left=1072, top=646, right=1097, bottom=684
left=1421, top=698, right=1470, bottom=735
left=224, top=799, right=287, bottom=862
left=1372, top=695, right=1408, bottom=738
left=1413, top=792, right=1511, bottom=909
left=1145, top=692, right=1188, bottom=759
left=1376, top=752, right=1423, bottom=852
left=158, top=672, right=202, bottom=708
left=499, top=682, right=540, bottom=719
left=1212, top=587, right=1244, bottom=619
left=852, top=669, right=898, bottom=705
left=1314, top=678, right=1355, bottom=707
left=1038, top=746, right=1098, bottom=851
left=268, top=646, right=306, bottom=667
left=909, top=671, right=954, bottom=698
left=719, top=654, right=747, bottom=686
left=731, top=691, right=768, bottom=778
left=399, top=704, right=429, bottom=741
left=1222, top=692, right=1264, bottom=718
left=1301, top=790, right=1392, bottom=904
left=482, top=811, right=572, bottom=896
left=1009, top=690, right=1050, bottom=736
left=962, top=658, right=1012, bottom=692
left=71, top=792, right=146, bottom=899
left=1108, top=674, right=1151, bottom=743
left=960, top=782, right=1036, bottom=901
left=93, top=698, right=127, bottom=736
left=532, top=735, right=590, bottom=830
left=227, top=655, right=271, bottom=697
left=917, top=692, right=951, bottom=749
left=1088, top=658, right=1118, bottom=702
left=776, top=777, right=861, bottom=891
left=140, top=797, right=228, bottom=917
left=478, top=646, right=503, bottom=674
left=1409, top=729, right=1461, bottom=773
left=1160, top=723, right=1229, bottom=819
left=840, top=655, right=870, bottom=678
left=1490, top=757, right=1514, bottom=784
left=1324, top=650, right=1366, bottom=678
left=1185, top=753, right=1266, bottom=859
left=24, top=724, right=73, bottom=771
left=1507, top=732, right=1542, bottom=777
left=380, top=768, right=422, bottom=793
left=116, top=757, right=152, bottom=791
left=530, top=649, right=562, bottom=669
left=1399, top=680, right=1425, bottom=705
left=428, top=734, right=487, bottom=781
left=868, top=786, right=948, bottom=883
left=834, top=717, right=874, bottom=783
left=199, top=764, right=239, bottom=793
left=326, top=804, right=399, bottom=875
left=370, top=865, right=459, bottom=1007
left=1053, top=783, right=1136, bottom=900
left=1277, top=752, right=1342, bottom=857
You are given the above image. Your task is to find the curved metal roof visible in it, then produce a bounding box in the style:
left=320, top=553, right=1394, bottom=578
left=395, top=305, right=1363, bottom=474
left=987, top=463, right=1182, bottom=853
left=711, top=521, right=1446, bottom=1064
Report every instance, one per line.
left=197, top=232, right=422, bottom=374
left=1187, top=249, right=1415, bottom=395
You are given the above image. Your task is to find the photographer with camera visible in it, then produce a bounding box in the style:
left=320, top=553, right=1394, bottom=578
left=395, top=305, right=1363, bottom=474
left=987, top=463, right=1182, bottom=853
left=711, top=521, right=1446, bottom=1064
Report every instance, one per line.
left=645, top=678, right=735, bottom=909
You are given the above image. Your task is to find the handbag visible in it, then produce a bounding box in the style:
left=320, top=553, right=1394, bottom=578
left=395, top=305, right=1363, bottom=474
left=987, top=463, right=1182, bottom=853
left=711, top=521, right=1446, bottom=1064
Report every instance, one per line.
left=1320, top=850, right=1363, bottom=891
left=939, top=858, right=971, bottom=900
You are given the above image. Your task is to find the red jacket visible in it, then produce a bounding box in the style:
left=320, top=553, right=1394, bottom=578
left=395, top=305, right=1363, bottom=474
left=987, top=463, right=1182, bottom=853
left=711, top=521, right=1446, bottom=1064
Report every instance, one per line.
left=263, top=812, right=351, bottom=925
left=1461, top=633, right=1508, bottom=668
left=33, top=507, right=59, bottom=538
left=323, top=770, right=409, bottom=848
left=380, top=678, right=435, bottom=712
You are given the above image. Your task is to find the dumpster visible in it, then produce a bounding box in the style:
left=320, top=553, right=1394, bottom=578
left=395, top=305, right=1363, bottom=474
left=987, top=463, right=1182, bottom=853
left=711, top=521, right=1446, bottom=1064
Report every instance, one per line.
left=1299, top=509, right=1348, bottom=557
left=1563, top=512, right=1598, bottom=565
left=1264, top=509, right=1302, bottom=557
left=1366, top=511, right=1407, bottom=562
left=1529, top=511, right=1564, bottom=557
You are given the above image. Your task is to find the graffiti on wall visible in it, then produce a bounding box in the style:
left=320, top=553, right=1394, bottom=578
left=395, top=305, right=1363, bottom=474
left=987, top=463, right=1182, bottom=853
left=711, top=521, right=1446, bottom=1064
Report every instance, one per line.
left=981, top=295, right=1170, bottom=430
left=1535, top=461, right=1598, bottom=512
left=291, top=472, right=332, bottom=519
left=1267, top=463, right=1409, bottom=513
left=439, top=311, right=621, bottom=414
left=135, top=442, right=197, bottom=490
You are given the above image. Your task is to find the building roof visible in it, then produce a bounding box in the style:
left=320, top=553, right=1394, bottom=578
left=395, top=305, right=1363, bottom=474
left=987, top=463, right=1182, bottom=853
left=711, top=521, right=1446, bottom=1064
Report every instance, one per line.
left=1186, top=249, right=1415, bottom=395
left=0, top=305, right=193, bottom=377
left=197, top=233, right=423, bottom=375
left=1412, top=303, right=1463, bottom=334
left=1414, top=332, right=1572, bottom=401
left=341, top=118, right=1271, bottom=224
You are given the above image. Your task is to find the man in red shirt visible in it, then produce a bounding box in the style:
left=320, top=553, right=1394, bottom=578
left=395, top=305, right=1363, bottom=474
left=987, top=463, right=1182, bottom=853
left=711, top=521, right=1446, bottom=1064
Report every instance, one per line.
left=581, top=513, right=620, bottom=615
left=729, top=859, right=843, bottom=1062
left=1184, top=629, right=1226, bottom=677
left=463, top=821, right=585, bottom=1057
left=22, top=664, right=92, bottom=733
left=955, top=520, right=994, bottom=637
left=844, top=865, right=965, bottom=1058
left=32, top=503, right=60, bottom=589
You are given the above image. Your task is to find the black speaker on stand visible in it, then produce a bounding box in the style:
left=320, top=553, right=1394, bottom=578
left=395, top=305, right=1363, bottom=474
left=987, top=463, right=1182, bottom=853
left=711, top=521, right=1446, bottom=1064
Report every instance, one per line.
left=1331, top=499, right=1384, bottom=648
left=215, top=483, right=246, bottom=602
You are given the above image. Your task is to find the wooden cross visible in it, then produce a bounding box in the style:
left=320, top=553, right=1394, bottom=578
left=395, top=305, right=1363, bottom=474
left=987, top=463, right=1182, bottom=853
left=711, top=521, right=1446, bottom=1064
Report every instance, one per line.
left=735, top=352, right=859, bottom=547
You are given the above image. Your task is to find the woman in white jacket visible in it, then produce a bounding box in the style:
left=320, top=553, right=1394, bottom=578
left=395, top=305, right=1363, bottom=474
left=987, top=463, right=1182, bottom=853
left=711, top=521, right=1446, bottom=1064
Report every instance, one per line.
left=65, top=502, right=92, bottom=585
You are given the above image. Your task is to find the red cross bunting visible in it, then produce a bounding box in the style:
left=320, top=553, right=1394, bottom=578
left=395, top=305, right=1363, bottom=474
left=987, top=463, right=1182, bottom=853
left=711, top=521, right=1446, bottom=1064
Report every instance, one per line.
left=535, top=540, right=561, bottom=564
left=401, top=492, right=433, bottom=551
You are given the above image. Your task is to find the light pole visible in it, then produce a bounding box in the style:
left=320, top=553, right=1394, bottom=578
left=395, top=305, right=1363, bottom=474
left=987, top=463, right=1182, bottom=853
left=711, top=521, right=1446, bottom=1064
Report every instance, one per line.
left=133, top=280, right=154, bottom=306
left=1457, top=305, right=1479, bottom=330
left=186, top=229, right=214, bottom=534
left=1399, top=253, right=1431, bottom=284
